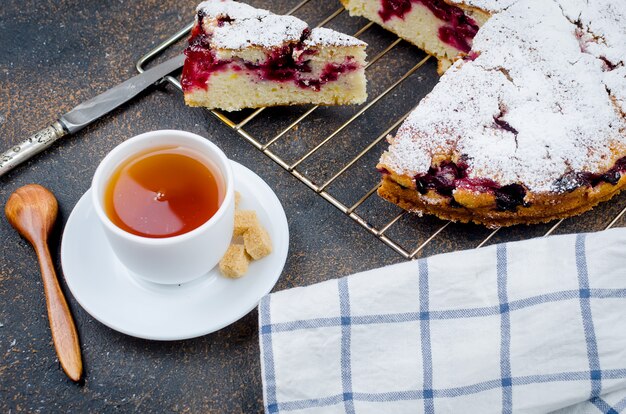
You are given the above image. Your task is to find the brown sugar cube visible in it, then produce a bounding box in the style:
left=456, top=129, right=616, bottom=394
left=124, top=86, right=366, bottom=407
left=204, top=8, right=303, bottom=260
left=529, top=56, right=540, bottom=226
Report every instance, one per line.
left=234, top=210, right=259, bottom=237
left=234, top=191, right=242, bottom=210
left=219, top=244, right=250, bottom=278
left=243, top=224, right=273, bottom=260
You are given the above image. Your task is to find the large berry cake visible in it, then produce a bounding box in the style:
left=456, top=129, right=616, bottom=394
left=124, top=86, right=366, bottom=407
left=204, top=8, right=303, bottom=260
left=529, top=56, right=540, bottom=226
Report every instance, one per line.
left=368, top=0, right=626, bottom=227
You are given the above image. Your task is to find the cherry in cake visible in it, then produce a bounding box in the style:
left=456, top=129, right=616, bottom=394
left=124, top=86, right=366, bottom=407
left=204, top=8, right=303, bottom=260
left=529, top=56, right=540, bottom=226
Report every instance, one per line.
left=376, top=0, right=626, bottom=227
left=182, top=1, right=368, bottom=111
left=340, top=0, right=504, bottom=72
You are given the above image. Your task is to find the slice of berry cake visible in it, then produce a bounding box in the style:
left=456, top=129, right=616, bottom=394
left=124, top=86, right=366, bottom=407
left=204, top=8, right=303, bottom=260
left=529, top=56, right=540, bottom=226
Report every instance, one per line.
left=377, top=0, right=626, bottom=227
left=340, top=0, right=515, bottom=72
left=182, top=1, right=367, bottom=111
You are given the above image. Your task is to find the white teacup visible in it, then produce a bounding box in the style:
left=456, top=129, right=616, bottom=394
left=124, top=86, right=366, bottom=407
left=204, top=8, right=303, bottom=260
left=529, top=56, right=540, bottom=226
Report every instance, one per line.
left=91, top=130, right=234, bottom=284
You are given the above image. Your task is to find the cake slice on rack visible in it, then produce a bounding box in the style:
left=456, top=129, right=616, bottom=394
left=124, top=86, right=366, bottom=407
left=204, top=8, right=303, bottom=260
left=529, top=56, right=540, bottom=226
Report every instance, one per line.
left=182, top=0, right=368, bottom=111
left=339, top=0, right=515, bottom=72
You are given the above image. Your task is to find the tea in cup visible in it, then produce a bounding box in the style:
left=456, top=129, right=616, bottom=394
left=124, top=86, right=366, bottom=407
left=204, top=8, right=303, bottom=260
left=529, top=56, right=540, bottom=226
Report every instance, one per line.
left=91, top=130, right=235, bottom=284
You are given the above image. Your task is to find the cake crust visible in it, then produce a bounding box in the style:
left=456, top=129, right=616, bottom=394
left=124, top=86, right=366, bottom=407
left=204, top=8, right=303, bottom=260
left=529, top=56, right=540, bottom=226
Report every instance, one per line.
left=379, top=175, right=626, bottom=228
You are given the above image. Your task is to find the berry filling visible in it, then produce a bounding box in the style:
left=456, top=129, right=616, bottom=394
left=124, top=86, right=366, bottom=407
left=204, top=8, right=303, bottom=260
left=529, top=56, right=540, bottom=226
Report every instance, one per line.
left=464, top=51, right=480, bottom=61
left=415, top=161, right=466, bottom=197
left=412, top=161, right=527, bottom=211
left=378, top=0, right=479, bottom=53
left=380, top=156, right=626, bottom=212
left=492, top=184, right=527, bottom=212
left=553, top=156, right=626, bottom=192
left=181, top=17, right=360, bottom=92
left=493, top=114, right=518, bottom=135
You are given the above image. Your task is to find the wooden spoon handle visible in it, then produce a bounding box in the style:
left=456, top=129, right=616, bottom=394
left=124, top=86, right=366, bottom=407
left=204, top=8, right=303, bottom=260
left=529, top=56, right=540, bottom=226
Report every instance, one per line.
left=36, top=242, right=83, bottom=382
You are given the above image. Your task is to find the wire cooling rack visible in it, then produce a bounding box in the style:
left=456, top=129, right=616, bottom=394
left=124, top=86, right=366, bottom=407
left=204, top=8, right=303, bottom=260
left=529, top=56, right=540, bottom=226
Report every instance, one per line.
left=135, top=0, right=626, bottom=259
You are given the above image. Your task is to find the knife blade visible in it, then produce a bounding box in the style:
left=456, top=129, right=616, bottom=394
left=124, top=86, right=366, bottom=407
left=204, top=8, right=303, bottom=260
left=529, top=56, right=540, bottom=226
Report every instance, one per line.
left=0, top=54, right=185, bottom=177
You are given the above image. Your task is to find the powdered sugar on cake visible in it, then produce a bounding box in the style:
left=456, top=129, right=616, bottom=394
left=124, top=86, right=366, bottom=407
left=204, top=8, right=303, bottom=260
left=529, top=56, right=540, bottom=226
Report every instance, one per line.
left=305, top=27, right=366, bottom=47
left=448, top=0, right=518, bottom=13
left=606, top=67, right=626, bottom=114
left=196, top=0, right=364, bottom=50
left=380, top=0, right=626, bottom=193
left=557, top=0, right=626, bottom=66
left=558, top=0, right=626, bottom=114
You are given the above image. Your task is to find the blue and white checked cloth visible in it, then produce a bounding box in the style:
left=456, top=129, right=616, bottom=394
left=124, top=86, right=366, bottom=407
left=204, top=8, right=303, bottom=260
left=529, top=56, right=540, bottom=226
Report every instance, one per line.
left=259, top=228, right=626, bottom=413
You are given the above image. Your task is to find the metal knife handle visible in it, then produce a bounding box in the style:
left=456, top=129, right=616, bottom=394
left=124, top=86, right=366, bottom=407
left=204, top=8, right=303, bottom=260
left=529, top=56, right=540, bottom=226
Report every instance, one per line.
left=0, top=122, right=67, bottom=177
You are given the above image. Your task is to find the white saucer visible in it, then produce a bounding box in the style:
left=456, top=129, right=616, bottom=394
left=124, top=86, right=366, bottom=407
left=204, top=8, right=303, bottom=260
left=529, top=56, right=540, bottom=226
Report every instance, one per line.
left=61, top=161, right=289, bottom=341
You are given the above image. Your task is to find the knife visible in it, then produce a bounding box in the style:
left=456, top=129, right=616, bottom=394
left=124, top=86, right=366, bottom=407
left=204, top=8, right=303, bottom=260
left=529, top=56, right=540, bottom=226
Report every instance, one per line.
left=0, top=54, right=185, bottom=177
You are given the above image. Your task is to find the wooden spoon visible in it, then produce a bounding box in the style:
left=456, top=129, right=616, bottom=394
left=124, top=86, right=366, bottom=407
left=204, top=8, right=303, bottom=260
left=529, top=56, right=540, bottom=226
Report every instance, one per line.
left=5, top=184, right=83, bottom=382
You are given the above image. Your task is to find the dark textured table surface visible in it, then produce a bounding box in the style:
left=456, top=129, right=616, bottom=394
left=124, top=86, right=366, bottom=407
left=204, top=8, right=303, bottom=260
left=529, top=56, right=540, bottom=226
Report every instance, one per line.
left=0, top=1, right=404, bottom=412
left=2, top=0, right=625, bottom=412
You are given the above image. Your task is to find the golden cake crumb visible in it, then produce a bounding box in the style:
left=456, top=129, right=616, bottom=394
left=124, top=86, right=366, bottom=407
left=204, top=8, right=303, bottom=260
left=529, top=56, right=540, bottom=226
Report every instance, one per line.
left=243, top=224, right=273, bottom=260
left=234, top=210, right=258, bottom=237
left=235, top=191, right=242, bottom=210
left=219, top=244, right=250, bottom=278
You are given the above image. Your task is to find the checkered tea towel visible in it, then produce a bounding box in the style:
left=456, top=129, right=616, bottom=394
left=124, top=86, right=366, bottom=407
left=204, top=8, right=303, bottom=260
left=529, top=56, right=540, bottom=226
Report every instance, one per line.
left=259, top=228, right=626, bottom=413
